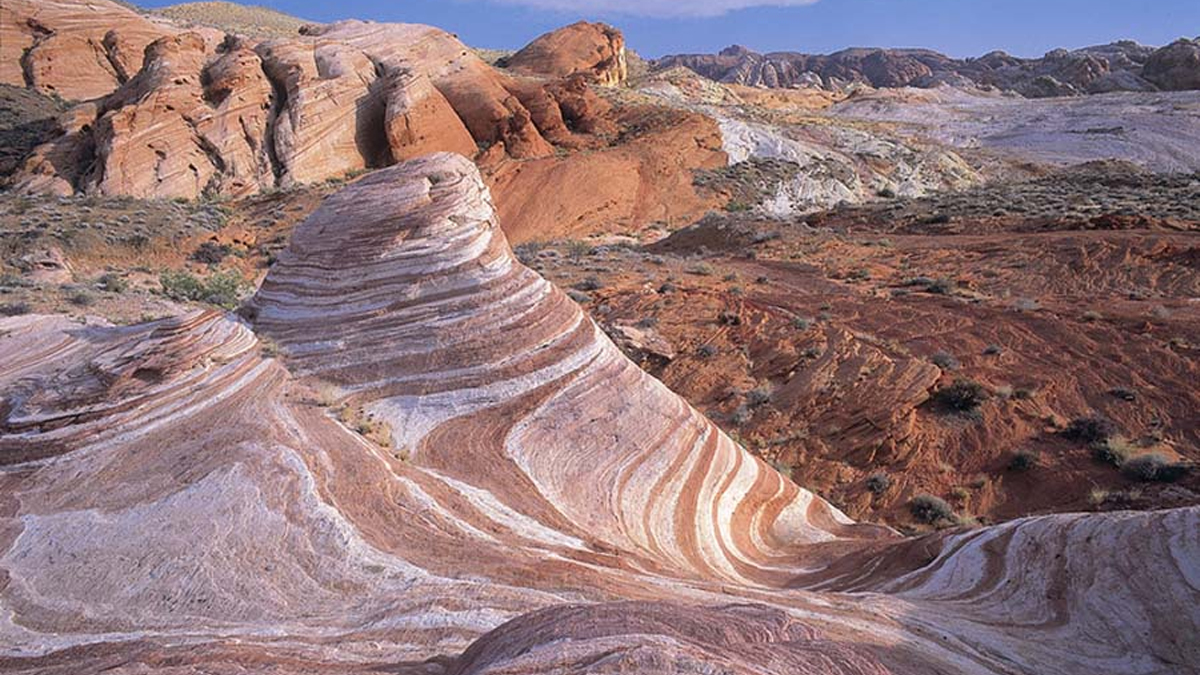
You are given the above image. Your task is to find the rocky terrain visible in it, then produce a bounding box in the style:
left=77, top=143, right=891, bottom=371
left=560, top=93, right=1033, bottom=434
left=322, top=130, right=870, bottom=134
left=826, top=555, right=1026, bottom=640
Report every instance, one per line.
left=657, top=38, right=1200, bottom=96
left=0, top=2, right=1198, bottom=673
left=2, top=153, right=1197, bottom=674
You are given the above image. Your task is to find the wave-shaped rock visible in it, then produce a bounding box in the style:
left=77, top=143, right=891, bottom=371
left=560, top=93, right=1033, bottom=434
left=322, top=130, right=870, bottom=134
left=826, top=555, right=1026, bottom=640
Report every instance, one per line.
left=1, top=153, right=1197, bottom=673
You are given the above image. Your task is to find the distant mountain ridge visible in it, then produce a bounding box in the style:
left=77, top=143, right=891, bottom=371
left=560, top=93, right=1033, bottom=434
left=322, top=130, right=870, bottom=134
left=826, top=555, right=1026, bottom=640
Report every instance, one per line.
left=655, top=38, right=1200, bottom=97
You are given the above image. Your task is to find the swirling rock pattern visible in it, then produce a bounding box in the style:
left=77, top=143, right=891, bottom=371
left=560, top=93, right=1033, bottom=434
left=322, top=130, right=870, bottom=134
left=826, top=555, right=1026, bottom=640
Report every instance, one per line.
left=1, top=153, right=1197, bottom=674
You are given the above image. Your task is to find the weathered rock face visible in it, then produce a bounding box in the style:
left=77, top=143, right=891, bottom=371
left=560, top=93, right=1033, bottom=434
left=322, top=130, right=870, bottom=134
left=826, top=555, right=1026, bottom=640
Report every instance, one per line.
left=1143, top=39, right=1200, bottom=91
left=6, top=4, right=717, bottom=222
left=2, top=153, right=1197, bottom=673
left=0, top=0, right=192, bottom=101
left=485, top=106, right=726, bottom=242
left=505, top=21, right=628, bottom=86
left=655, top=40, right=1192, bottom=97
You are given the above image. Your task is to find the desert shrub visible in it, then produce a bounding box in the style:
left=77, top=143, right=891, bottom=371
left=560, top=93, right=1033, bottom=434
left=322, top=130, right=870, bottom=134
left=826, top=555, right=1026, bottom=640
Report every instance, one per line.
left=98, top=272, right=128, bottom=293
left=725, top=201, right=752, bottom=213
left=903, top=276, right=936, bottom=287
left=1008, top=450, right=1038, bottom=472
left=932, top=379, right=988, bottom=413
left=564, top=240, right=592, bottom=261
left=792, top=317, right=812, bottom=330
left=0, top=302, right=31, bottom=316
left=931, top=352, right=960, bottom=371
left=159, top=270, right=245, bottom=309
left=755, top=275, right=770, bottom=284
left=1063, top=415, right=1117, bottom=444
left=191, top=242, right=232, bottom=265
left=1120, top=453, right=1190, bottom=483
left=657, top=282, right=677, bottom=294
left=67, top=289, right=95, bottom=307
left=718, top=310, right=741, bottom=326
left=1090, top=436, right=1133, bottom=467
left=513, top=242, right=545, bottom=264
left=566, top=289, right=591, bottom=303
left=876, top=187, right=896, bottom=199
left=926, top=278, right=955, bottom=295
left=746, top=384, right=773, bottom=407
left=688, top=262, right=715, bottom=276
left=910, top=494, right=956, bottom=525
left=982, top=344, right=1003, bottom=356
left=731, top=405, right=752, bottom=426
left=574, top=276, right=603, bottom=291
left=697, top=344, right=718, bottom=358
left=865, top=472, right=891, bottom=495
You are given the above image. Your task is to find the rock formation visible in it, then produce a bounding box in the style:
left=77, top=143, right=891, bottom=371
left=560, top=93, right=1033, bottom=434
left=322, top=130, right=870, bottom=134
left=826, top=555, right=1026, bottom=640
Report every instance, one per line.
left=0, top=0, right=195, bottom=101
left=3, top=1, right=720, bottom=236
left=1143, top=38, right=1200, bottom=91
left=504, top=21, right=628, bottom=86
left=655, top=40, right=1200, bottom=97
left=1, top=153, right=1196, bottom=673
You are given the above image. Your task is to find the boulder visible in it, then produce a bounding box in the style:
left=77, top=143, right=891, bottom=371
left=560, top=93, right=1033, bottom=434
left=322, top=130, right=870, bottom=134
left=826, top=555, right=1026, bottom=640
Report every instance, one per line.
left=1143, top=39, right=1200, bottom=90
left=506, top=21, right=628, bottom=86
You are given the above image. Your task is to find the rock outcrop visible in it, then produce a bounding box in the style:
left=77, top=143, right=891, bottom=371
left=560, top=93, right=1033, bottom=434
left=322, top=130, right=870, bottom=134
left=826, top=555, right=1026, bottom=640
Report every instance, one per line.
left=656, top=39, right=1200, bottom=97
left=0, top=0, right=194, bottom=101
left=1143, top=38, right=1200, bottom=91
left=2, top=153, right=1197, bottom=673
left=4, top=1, right=718, bottom=234
left=505, top=21, right=628, bottom=86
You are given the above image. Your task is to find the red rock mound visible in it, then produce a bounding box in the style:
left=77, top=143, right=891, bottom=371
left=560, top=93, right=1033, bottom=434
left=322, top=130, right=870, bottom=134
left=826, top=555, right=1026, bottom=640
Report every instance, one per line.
left=505, top=21, right=628, bottom=86
left=0, top=0, right=202, bottom=101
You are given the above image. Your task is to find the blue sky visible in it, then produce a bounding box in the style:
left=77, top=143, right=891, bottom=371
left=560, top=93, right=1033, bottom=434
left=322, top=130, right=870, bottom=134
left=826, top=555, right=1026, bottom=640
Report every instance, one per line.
left=142, top=0, right=1200, bottom=58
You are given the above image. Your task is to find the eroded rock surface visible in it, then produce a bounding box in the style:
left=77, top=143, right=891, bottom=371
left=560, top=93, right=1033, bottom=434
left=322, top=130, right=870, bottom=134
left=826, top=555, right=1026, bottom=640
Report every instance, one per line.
left=505, top=21, right=628, bottom=86
left=1, top=153, right=1196, bottom=674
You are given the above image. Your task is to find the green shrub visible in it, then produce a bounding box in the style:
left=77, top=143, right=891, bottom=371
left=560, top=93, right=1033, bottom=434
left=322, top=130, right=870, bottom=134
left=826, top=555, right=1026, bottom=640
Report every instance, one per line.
left=1064, top=416, right=1116, bottom=444
left=865, top=472, right=891, bottom=495
left=191, top=242, right=232, bottom=265
left=1090, top=436, right=1133, bottom=467
left=932, top=379, right=988, bottom=414
left=910, top=494, right=956, bottom=525
left=931, top=352, right=960, bottom=371
left=1120, top=453, right=1190, bottom=483
left=159, top=270, right=245, bottom=309
left=98, top=273, right=128, bottom=293
left=0, top=302, right=31, bottom=316
left=1008, top=450, right=1038, bottom=472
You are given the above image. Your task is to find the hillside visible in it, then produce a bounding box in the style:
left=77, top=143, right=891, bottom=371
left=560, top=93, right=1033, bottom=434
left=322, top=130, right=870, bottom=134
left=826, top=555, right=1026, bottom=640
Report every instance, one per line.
left=151, top=1, right=311, bottom=38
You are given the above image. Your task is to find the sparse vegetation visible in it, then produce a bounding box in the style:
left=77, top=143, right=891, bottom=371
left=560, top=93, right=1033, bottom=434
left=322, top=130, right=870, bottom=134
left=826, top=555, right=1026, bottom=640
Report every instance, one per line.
left=1090, top=436, right=1134, bottom=467
left=1063, top=415, right=1117, bottom=444
left=865, top=472, right=891, bottom=495
left=98, top=272, right=128, bottom=293
left=191, top=241, right=232, bottom=265
left=932, top=378, right=988, bottom=414
left=909, top=494, right=957, bottom=525
left=159, top=269, right=245, bottom=309
left=931, top=352, right=960, bottom=371
left=1121, top=453, right=1189, bottom=483
left=0, top=301, right=31, bottom=316
left=1008, top=450, right=1038, bottom=471
left=746, top=383, right=773, bottom=407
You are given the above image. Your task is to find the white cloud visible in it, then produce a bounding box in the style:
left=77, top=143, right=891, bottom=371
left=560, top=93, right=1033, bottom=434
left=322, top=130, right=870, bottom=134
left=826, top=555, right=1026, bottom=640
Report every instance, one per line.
left=482, top=0, right=820, bottom=18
